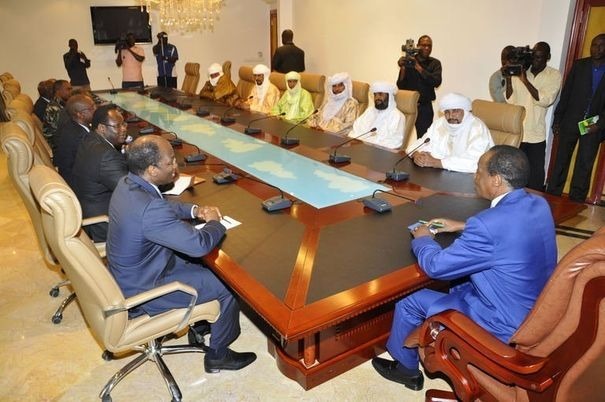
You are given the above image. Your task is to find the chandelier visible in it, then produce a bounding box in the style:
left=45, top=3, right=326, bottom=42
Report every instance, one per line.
left=140, top=0, right=225, bottom=33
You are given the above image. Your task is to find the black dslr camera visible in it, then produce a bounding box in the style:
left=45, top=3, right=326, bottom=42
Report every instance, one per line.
left=114, top=37, right=129, bottom=53
left=401, top=39, right=419, bottom=67
left=503, top=46, right=533, bottom=76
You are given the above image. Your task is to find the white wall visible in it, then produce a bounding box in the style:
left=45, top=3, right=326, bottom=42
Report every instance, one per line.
left=0, top=0, right=271, bottom=96
left=2, top=0, right=574, bottom=108
left=293, top=0, right=573, bottom=105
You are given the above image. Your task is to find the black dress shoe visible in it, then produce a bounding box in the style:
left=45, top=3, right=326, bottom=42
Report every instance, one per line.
left=204, top=349, right=257, bottom=373
left=371, top=357, right=424, bottom=391
left=188, top=321, right=211, bottom=347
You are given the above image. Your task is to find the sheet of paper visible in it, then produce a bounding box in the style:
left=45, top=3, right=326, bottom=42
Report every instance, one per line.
left=195, top=216, right=241, bottom=231
left=162, top=174, right=204, bottom=196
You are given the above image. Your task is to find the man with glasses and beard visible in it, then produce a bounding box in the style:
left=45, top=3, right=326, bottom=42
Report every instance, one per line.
left=347, top=81, right=405, bottom=149
left=72, top=104, right=128, bottom=242
left=412, top=92, right=494, bottom=173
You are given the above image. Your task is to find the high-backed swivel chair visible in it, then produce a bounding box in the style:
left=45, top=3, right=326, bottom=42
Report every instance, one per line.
left=471, top=99, right=525, bottom=148
left=352, top=80, right=370, bottom=115
left=181, top=62, right=200, bottom=95
left=411, top=226, right=605, bottom=402
left=395, top=89, right=420, bottom=150
left=28, top=164, right=221, bottom=402
left=236, top=65, right=255, bottom=100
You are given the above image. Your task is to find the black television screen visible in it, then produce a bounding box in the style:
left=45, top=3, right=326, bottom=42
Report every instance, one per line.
left=90, top=6, right=152, bottom=45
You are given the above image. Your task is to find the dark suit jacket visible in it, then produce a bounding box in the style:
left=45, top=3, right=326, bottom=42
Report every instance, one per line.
left=72, top=133, right=127, bottom=221
left=553, top=57, right=605, bottom=136
left=108, top=173, right=226, bottom=306
left=33, top=97, right=49, bottom=122
left=271, top=43, right=305, bottom=73
left=54, top=119, right=89, bottom=188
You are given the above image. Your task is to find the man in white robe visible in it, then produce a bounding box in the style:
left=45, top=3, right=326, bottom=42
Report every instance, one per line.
left=244, top=64, right=280, bottom=114
left=309, top=72, right=359, bottom=132
left=412, top=92, right=494, bottom=173
left=348, top=81, right=405, bottom=149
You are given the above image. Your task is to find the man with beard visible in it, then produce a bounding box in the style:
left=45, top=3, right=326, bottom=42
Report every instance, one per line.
left=72, top=105, right=128, bottom=242
left=348, top=81, right=405, bottom=149
left=412, top=92, right=494, bottom=173
left=308, top=72, right=359, bottom=132
left=396, top=35, right=442, bottom=138
left=240, top=64, right=280, bottom=113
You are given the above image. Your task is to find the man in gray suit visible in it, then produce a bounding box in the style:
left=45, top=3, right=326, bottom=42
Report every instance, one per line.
left=72, top=104, right=127, bottom=241
left=107, top=135, right=256, bottom=373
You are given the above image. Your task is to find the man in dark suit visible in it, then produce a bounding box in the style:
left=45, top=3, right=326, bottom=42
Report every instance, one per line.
left=33, top=79, right=54, bottom=123
left=107, top=135, right=257, bottom=373
left=271, top=29, right=305, bottom=73
left=53, top=94, right=96, bottom=188
left=372, top=145, right=557, bottom=391
left=547, top=33, right=605, bottom=203
left=72, top=105, right=127, bottom=242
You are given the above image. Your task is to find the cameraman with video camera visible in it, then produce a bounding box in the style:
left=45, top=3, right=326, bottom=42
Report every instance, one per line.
left=115, top=32, right=145, bottom=89
left=152, top=32, right=179, bottom=88
left=396, top=35, right=442, bottom=138
left=504, top=42, right=561, bottom=191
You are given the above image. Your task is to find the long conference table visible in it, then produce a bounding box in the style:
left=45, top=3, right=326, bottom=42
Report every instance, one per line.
left=99, top=87, right=585, bottom=389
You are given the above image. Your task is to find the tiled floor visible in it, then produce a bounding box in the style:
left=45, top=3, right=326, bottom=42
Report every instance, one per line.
left=0, top=151, right=602, bottom=402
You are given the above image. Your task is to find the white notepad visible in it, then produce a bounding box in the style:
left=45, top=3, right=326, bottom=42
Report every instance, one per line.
left=195, top=216, right=241, bottom=231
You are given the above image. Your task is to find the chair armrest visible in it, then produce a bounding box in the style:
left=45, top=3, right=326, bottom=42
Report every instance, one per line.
left=105, top=281, right=198, bottom=332
left=93, top=242, right=106, bottom=258
left=420, top=310, right=547, bottom=375
left=82, top=215, right=109, bottom=226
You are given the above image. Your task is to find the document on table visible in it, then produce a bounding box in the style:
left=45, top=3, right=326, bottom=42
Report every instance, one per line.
left=195, top=216, right=241, bottom=230
left=162, top=174, right=204, bottom=196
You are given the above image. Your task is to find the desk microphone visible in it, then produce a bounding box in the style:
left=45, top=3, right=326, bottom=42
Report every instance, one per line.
left=213, top=167, right=239, bottom=184
left=220, top=97, right=250, bottom=125
left=244, top=112, right=285, bottom=135
left=240, top=174, right=293, bottom=212
left=361, top=189, right=417, bottom=213
left=184, top=142, right=207, bottom=163
left=281, top=109, right=318, bottom=146
left=386, top=137, right=431, bottom=181
left=196, top=104, right=222, bottom=117
left=163, top=131, right=183, bottom=147
left=107, top=77, right=118, bottom=95
left=329, top=127, right=377, bottom=163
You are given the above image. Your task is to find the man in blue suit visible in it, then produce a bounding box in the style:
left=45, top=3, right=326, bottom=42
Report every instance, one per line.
left=372, top=145, right=557, bottom=391
left=107, top=135, right=256, bottom=373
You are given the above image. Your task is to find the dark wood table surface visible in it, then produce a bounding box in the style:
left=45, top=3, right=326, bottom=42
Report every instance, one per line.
left=107, top=87, right=586, bottom=389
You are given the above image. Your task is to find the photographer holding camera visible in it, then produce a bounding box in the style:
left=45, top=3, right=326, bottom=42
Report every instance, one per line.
left=115, top=32, right=145, bottom=89
left=504, top=42, right=561, bottom=191
left=152, top=32, right=179, bottom=88
left=396, top=35, right=442, bottom=138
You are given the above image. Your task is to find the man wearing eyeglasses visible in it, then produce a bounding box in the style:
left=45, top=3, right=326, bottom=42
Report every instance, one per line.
left=72, top=104, right=128, bottom=242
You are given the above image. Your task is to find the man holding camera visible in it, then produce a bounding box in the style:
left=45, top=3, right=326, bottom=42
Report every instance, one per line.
left=63, top=39, right=91, bottom=91
left=505, top=42, right=561, bottom=191
left=396, top=35, right=442, bottom=138
left=115, top=32, right=146, bottom=89
left=152, top=32, right=179, bottom=88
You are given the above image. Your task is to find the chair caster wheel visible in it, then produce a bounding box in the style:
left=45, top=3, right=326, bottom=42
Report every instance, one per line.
left=51, top=314, right=62, bottom=324
left=102, top=350, right=114, bottom=361
left=49, top=287, right=60, bottom=297
left=101, top=395, right=112, bottom=402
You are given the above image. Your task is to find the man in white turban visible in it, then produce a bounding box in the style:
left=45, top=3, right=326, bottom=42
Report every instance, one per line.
left=308, top=72, right=359, bottom=132
left=199, top=61, right=240, bottom=106
left=242, top=64, right=280, bottom=114
left=272, top=71, right=314, bottom=122
left=348, top=81, right=405, bottom=149
left=412, top=92, right=494, bottom=173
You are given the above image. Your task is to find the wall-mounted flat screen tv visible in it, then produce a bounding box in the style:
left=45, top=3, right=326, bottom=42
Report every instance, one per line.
left=90, top=6, right=152, bottom=45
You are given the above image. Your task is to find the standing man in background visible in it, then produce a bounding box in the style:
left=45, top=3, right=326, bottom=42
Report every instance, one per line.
left=115, top=32, right=145, bottom=89
left=547, top=33, right=605, bottom=203
left=152, top=32, right=179, bottom=88
left=63, top=39, right=91, bottom=91
left=272, top=29, right=305, bottom=73
left=505, top=42, right=561, bottom=191
left=489, top=45, right=515, bottom=103
left=396, top=35, right=442, bottom=138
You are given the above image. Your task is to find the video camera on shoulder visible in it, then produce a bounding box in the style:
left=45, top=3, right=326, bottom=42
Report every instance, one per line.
left=401, top=39, right=419, bottom=67
left=502, top=46, right=533, bottom=76
left=114, top=37, right=129, bottom=53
